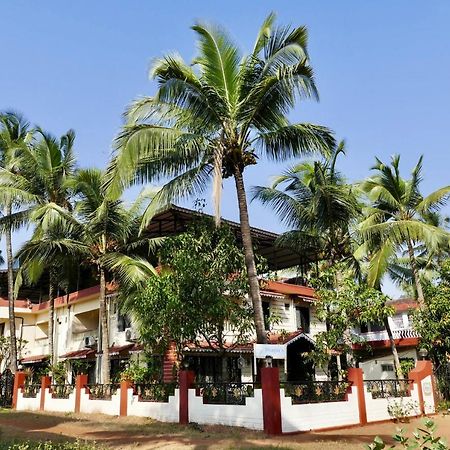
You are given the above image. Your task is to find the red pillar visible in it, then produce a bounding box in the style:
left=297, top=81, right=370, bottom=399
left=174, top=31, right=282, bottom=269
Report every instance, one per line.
left=120, top=380, right=133, bottom=416
left=409, top=360, right=434, bottom=415
left=12, top=371, right=26, bottom=410
left=40, top=376, right=52, bottom=411
left=74, top=374, right=88, bottom=413
left=347, top=368, right=367, bottom=425
left=261, top=367, right=282, bottom=435
left=179, top=370, right=195, bottom=425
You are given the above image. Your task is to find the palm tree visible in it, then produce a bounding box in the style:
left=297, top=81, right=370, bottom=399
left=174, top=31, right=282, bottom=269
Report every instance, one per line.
left=0, top=112, right=35, bottom=372
left=252, top=142, right=359, bottom=268
left=104, top=13, right=334, bottom=343
left=360, top=155, right=450, bottom=306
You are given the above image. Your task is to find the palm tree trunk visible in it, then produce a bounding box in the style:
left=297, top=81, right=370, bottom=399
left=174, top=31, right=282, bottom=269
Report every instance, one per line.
left=99, top=267, right=110, bottom=384
left=383, top=317, right=404, bottom=380
left=233, top=167, right=267, bottom=344
left=407, top=239, right=425, bottom=306
left=48, top=273, right=55, bottom=367
left=5, top=203, right=18, bottom=373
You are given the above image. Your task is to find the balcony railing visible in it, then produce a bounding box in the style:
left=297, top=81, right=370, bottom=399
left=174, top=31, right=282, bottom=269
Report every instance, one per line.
left=357, top=327, right=419, bottom=342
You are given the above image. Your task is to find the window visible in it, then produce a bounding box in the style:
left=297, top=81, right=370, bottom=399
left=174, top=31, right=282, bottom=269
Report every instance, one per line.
left=392, top=315, right=404, bottom=329
left=117, top=314, right=132, bottom=332
left=370, top=322, right=386, bottom=332
left=0, top=323, right=4, bottom=337
left=381, top=364, right=394, bottom=373
left=360, top=323, right=369, bottom=333
left=295, top=307, right=310, bottom=333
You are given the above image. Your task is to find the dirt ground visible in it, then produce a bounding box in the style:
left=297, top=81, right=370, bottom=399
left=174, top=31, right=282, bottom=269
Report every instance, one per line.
left=0, top=410, right=449, bottom=449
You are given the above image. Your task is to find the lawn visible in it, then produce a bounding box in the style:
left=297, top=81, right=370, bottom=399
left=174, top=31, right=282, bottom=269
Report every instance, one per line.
left=0, top=409, right=448, bottom=449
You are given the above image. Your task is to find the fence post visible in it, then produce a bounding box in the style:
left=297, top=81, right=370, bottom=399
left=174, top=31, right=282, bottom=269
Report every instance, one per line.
left=409, top=360, right=434, bottom=415
left=179, top=370, right=195, bottom=425
left=347, top=368, right=367, bottom=425
left=261, top=367, right=282, bottom=435
left=74, top=374, right=88, bottom=413
left=40, top=375, right=52, bottom=411
left=12, top=371, right=26, bottom=410
left=120, top=380, right=133, bottom=416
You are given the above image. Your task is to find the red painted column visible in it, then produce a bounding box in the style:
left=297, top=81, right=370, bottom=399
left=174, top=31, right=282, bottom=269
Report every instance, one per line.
left=40, top=376, right=52, bottom=411
left=347, top=368, right=367, bottom=425
left=12, top=371, right=26, bottom=410
left=74, top=374, right=88, bottom=413
left=179, top=370, right=195, bottom=425
left=261, top=367, right=282, bottom=435
left=409, top=360, right=434, bottom=415
left=120, top=380, right=133, bottom=416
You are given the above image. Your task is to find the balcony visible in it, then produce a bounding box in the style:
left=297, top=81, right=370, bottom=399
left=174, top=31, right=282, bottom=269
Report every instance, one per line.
left=357, top=327, right=419, bottom=342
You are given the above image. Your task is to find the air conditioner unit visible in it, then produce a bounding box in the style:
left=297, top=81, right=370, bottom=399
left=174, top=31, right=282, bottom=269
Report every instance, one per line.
left=125, top=328, right=137, bottom=342
left=84, top=336, right=96, bottom=348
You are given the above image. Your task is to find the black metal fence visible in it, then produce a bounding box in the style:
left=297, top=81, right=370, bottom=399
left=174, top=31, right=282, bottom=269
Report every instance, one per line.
left=196, top=382, right=257, bottom=405
left=22, top=384, right=41, bottom=399
left=85, top=384, right=119, bottom=400
left=0, top=370, right=14, bottom=407
left=51, top=384, right=75, bottom=399
left=134, top=382, right=177, bottom=402
left=364, top=379, right=413, bottom=399
left=434, top=364, right=450, bottom=400
left=282, top=380, right=351, bottom=404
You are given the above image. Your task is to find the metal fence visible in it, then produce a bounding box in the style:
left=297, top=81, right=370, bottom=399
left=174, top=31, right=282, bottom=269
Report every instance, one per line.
left=196, top=382, right=257, bottom=405
left=364, top=379, right=413, bottom=399
left=282, top=380, right=351, bottom=404
left=85, top=384, right=119, bottom=400
left=50, top=384, right=75, bottom=399
left=22, top=384, right=41, bottom=399
left=134, top=382, right=177, bottom=402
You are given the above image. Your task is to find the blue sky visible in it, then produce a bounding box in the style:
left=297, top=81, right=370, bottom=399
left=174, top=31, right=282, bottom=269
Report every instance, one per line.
left=1, top=1, right=450, bottom=295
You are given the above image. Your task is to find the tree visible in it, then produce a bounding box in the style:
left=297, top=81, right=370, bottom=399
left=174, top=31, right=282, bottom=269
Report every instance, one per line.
left=310, top=265, right=395, bottom=378
left=122, top=221, right=255, bottom=363
left=360, top=155, right=450, bottom=306
left=252, top=141, right=359, bottom=268
left=104, top=13, right=335, bottom=344
left=0, top=112, right=35, bottom=373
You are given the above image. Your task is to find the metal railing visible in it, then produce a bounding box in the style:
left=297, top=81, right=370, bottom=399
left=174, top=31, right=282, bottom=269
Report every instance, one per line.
left=134, top=382, right=177, bottom=402
left=364, top=379, right=413, bottom=399
left=196, top=382, right=257, bottom=405
left=22, top=384, right=41, bottom=399
left=85, top=383, right=119, bottom=400
left=358, top=328, right=419, bottom=342
left=50, top=384, right=74, bottom=399
left=282, top=380, right=351, bottom=404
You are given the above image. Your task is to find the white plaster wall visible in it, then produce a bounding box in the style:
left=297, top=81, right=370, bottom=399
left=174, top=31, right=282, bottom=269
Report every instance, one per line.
left=188, top=388, right=264, bottom=430
left=360, top=349, right=418, bottom=380
left=364, top=383, right=421, bottom=423
left=127, top=388, right=179, bottom=422
left=280, top=386, right=360, bottom=432
left=16, top=389, right=41, bottom=411
left=43, top=388, right=76, bottom=413
left=421, top=375, right=435, bottom=414
left=79, top=389, right=120, bottom=415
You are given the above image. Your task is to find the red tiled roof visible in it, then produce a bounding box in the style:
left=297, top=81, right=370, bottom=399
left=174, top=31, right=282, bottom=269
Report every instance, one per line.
left=106, top=344, right=134, bottom=356
left=388, top=299, right=418, bottom=313
left=60, top=349, right=96, bottom=360
left=263, top=280, right=315, bottom=299
left=20, top=354, right=48, bottom=364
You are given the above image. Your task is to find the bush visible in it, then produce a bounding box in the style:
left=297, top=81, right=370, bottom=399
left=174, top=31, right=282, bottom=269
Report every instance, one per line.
left=366, top=419, right=448, bottom=449
left=387, top=399, right=419, bottom=422
left=0, top=440, right=99, bottom=450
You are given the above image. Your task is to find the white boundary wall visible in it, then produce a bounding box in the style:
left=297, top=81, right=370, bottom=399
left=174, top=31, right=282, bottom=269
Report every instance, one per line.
left=421, top=376, right=435, bottom=414
left=79, top=389, right=120, bottom=415
left=364, top=383, right=421, bottom=423
left=16, top=389, right=41, bottom=411
left=43, top=388, right=76, bottom=413
left=188, top=388, right=264, bottom=430
left=127, top=388, right=179, bottom=422
left=280, top=386, right=360, bottom=433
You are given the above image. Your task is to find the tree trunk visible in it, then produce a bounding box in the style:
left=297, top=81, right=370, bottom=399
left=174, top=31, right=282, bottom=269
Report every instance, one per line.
left=384, top=316, right=404, bottom=380
left=99, top=267, right=110, bottom=384
left=233, top=167, right=267, bottom=344
left=48, top=274, right=55, bottom=367
left=407, top=239, right=425, bottom=306
left=5, top=203, right=18, bottom=373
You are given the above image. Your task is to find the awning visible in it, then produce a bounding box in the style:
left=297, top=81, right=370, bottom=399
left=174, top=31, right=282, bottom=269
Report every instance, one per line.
left=20, top=354, right=49, bottom=364
left=60, top=349, right=96, bottom=360
left=107, top=344, right=134, bottom=356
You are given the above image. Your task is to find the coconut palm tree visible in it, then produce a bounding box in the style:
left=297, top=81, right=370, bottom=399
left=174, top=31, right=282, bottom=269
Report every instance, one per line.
left=0, top=112, right=35, bottom=372
left=360, top=155, right=450, bottom=306
left=104, top=13, right=335, bottom=343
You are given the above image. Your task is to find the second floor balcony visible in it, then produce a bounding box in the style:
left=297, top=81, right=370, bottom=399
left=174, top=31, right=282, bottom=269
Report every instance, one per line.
left=357, top=327, right=420, bottom=342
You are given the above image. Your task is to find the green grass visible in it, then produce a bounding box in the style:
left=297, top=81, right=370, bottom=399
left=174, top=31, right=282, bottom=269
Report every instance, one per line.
left=0, top=440, right=99, bottom=450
